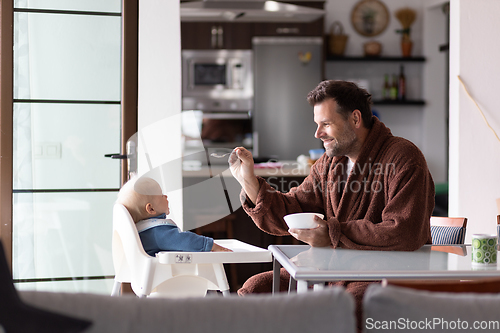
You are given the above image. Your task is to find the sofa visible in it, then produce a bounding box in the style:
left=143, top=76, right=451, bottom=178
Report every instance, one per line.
left=363, top=284, right=500, bottom=333
left=18, top=288, right=356, bottom=333
left=8, top=281, right=500, bottom=333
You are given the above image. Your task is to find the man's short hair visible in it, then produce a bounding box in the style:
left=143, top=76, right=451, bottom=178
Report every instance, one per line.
left=307, top=80, right=374, bottom=129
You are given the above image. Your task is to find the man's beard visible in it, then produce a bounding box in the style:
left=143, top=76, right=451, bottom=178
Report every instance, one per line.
left=324, top=123, right=358, bottom=158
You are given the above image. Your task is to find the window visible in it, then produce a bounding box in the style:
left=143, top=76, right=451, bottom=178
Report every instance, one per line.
left=12, top=1, right=122, bottom=294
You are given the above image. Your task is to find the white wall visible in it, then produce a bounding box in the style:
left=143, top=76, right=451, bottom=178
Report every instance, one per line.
left=422, top=0, right=448, bottom=184
left=324, top=0, right=424, bottom=57
left=137, top=1, right=184, bottom=227
left=449, top=0, right=500, bottom=239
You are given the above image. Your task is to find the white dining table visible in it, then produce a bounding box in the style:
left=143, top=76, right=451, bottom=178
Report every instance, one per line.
left=268, top=244, right=500, bottom=294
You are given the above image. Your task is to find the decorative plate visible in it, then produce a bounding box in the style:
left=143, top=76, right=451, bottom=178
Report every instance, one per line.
left=351, top=0, right=390, bottom=37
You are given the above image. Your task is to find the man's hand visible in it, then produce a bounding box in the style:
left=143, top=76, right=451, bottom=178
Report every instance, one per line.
left=288, top=216, right=332, bottom=247
left=229, top=147, right=260, bottom=204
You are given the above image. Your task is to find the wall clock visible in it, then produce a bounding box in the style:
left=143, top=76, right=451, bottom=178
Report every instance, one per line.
left=351, top=0, right=390, bottom=37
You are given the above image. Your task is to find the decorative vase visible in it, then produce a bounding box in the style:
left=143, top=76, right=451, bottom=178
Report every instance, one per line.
left=401, top=39, right=413, bottom=57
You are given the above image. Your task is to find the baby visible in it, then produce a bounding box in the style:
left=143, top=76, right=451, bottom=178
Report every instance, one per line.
left=116, top=176, right=231, bottom=255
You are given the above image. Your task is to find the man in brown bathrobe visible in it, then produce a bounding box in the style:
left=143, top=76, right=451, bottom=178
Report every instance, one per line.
left=228, top=80, right=434, bottom=331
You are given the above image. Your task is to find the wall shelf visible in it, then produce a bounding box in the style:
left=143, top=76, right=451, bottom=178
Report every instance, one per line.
left=325, top=56, right=426, bottom=105
left=326, top=56, right=426, bottom=62
left=373, top=100, right=426, bottom=106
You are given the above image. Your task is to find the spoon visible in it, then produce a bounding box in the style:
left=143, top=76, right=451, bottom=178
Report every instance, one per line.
left=210, top=151, right=232, bottom=158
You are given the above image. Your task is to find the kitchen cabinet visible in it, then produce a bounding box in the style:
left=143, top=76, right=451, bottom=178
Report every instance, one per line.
left=181, top=1, right=325, bottom=50
left=181, top=19, right=323, bottom=50
left=181, top=22, right=254, bottom=50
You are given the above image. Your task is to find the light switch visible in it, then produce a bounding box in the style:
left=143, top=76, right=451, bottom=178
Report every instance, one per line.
left=34, top=142, right=61, bottom=159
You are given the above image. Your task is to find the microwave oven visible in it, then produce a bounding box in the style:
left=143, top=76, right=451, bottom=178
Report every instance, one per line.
left=182, top=49, right=253, bottom=111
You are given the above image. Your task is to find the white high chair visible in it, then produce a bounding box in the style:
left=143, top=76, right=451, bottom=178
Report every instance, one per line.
left=111, top=203, right=230, bottom=298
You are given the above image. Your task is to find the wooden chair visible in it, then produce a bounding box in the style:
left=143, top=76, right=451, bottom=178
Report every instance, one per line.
left=430, top=245, right=467, bottom=256
left=383, top=218, right=497, bottom=296
left=497, top=215, right=500, bottom=246
left=430, top=216, right=467, bottom=245
left=383, top=277, right=500, bottom=293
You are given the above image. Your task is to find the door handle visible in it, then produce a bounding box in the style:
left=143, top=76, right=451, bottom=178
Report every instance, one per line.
left=104, top=153, right=127, bottom=159
left=217, top=26, right=223, bottom=48
left=276, top=27, right=300, bottom=34
left=211, top=25, right=218, bottom=48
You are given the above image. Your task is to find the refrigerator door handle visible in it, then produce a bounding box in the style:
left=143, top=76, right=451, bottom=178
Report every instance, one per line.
left=211, top=25, right=218, bottom=48
left=217, top=26, right=224, bottom=48
left=276, top=27, right=300, bottom=35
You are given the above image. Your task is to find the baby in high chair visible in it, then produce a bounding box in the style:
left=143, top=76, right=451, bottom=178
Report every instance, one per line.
left=116, top=176, right=231, bottom=256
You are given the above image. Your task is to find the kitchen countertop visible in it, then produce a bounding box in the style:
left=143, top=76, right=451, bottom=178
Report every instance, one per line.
left=183, top=160, right=310, bottom=178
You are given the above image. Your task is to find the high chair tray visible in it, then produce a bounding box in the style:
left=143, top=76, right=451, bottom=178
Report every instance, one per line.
left=156, top=239, right=272, bottom=264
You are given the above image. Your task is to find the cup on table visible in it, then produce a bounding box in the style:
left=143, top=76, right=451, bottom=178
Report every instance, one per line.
left=471, top=234, right=497, bottom=266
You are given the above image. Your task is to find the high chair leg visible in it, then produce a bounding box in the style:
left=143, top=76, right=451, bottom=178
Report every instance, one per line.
left=111, top=280, right=122, bottom=296
left=213, top=263, right=230, bottom=296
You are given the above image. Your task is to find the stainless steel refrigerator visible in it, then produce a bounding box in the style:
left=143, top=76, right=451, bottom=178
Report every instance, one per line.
left=253, top=37, right=323, bottom=160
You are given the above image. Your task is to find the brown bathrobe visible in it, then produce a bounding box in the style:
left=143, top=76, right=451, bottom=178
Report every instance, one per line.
left=238, top=117, right=434, bottom=331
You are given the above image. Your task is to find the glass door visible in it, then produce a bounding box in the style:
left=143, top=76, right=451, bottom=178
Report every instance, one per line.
left=12, top=0, right=123, bottom=294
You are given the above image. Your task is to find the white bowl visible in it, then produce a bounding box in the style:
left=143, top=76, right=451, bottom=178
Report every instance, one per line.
left=283, top=213, right=324, bottom=229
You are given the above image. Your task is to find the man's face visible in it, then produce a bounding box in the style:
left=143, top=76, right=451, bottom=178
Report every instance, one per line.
left=313, top=99, right=358, bottom=158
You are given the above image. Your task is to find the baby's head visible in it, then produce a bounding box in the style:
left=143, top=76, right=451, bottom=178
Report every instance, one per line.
left=116, top=176, right=169, bottom=222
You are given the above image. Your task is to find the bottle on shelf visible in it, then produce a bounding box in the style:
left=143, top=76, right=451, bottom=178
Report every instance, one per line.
left=382, top=74, right=390, bottom=100
left=390, top=74, right=398, bottom=100
left=398, top=65, right=406, bottom=100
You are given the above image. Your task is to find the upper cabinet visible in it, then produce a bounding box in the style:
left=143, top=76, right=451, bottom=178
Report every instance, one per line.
left=180, top=1, right=325, bottom=50
left=181, top=22, right=254, bottom=50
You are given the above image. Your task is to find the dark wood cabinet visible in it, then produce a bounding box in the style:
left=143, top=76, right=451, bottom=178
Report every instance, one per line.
left=181, top=22, right=254, bottom=50
left=180, top=22, right=213, bottom=50
left=181, top=1, right=325, bottom=50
